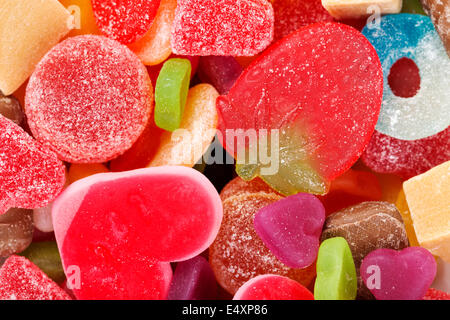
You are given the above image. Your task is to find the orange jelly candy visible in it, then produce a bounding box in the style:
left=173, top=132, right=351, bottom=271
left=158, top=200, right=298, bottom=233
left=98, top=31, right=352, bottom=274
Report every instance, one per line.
left=59, top=0, right=101, bottom=37
left=67, top=163, right=109, bottom=184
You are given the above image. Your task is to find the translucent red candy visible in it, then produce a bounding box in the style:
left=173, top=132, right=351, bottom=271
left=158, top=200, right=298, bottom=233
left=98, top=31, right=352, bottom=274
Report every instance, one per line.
left=52, top=167, right=223, bottom=299
left=270, top=0, right=333, bottom=40
left=362, top=127, right=450, bottom=179
left=91, top=0, right=161, bottom=44
left=0, top=115, right=65, bottom=214
left=234, top=275, right=314, bottom=300
left=197, top=56, right=243, bottom=95
left=171, top=0, right=274, bottom=56
left=25, top=35, right=152, bottom=163
left=217, top=22, right=383, bottom=195
left=0, top=255, right=70, bottom=300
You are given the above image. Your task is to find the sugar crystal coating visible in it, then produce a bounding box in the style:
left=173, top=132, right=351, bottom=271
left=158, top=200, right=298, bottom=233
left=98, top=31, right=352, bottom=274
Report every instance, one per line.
left=91, top=0, right=161, bottom=44
left=172, top=0, right=274, bottom=56
left=25, top=35, right=153, bottom=163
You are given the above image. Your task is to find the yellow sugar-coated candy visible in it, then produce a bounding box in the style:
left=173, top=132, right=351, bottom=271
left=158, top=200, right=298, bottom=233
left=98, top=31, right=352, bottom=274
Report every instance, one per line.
left=395, top=189, right=419, bottom=247
left=59, top=0, right=101, bottom=37
left=0, top=0, right=72, bottom=95
left=67, top=163, right=109, bottom=184
left=149, top=84, right=219, bottom=167
left=403, top=161, right=450, bottom=262
left=321, top=0, right=402, bottom=19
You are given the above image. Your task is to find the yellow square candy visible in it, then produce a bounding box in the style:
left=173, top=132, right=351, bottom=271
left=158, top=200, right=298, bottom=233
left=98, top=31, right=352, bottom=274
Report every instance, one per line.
left=404, top=161, right=450, bottom=262
left=0, top=0, right=72, bottom=95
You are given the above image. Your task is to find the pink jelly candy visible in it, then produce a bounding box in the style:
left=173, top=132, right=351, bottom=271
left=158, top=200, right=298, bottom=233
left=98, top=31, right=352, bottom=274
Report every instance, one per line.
left=25, top=35, right=152, bottom=163
left=198, top=56, right=243, bottom=95
left=0, top=115, right=65, bottom=214
left=52, top=166, right=223, bottom=300
left=270, top=0, right=334, bottom=40
left=217, top=22, right=383, bottom=196
left=360, top=247, right=437, bottom=300
left=0, top=255, right=70, bottom=300
left=254, top=193, right=325, bottom=268
left=168, top=256, right=217, bottom=300
left=92, top=0, right=161, bottom=44
left=171, top=0, right=274, bottom=56
left=233, top=274, right=314, bottom=300
left=362, top=127, right=450, bottom=179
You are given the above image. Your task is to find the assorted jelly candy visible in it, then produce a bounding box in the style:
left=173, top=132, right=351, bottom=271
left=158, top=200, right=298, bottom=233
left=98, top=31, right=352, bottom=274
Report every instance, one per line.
left=0, top=208, right=33, bottom=257
left=317, top=169, right=382, bottom=215
left=220, top=176, right=280, bottom=201
left=155, top=58, right=192, bottom=132
left=0, top=115, right=66, bottom=214
left=91, top=0, right=161, bottom=44
left=0, top=93, right=24, bottom=126
left=0, top=255, right=70, bottom=300
left=0, top=0, right=72, bottom=95
left=20, top=242, right=65, bottom=284
left=395, top=190, right=419, bottom=246
left=314, top=237, right=357, bottom=300
left=403, top=161, right=450, bottom=262
left=321, top=202, right=409, bottom=299
left=25, top=35, right=152, bottom=163
left=171, top=0, right=274, bottom=56
left=233, top=275, right=314, bottom=300
left=129, top=0, right=177, bottom=66
left=269, top=0, right=333, bottom=40
left=67, top=163, right=109, bottom=184
left=168, top=256, right=217, bottom=300
left=52, top=167, right=222, bottom=299
left=423, top=288, right=450, bottom=300
left=321, top=0, right=401, bottom=19
left=33, top=203, right=54, bottom=233
left=210, top=192, right=316, bottom=294
left=362, top=127, right=450, bottom=179
left=362, top=14, right=450, bottom=140
left=59, top=0, right=102, bottom=37
left=197, top=56, right=243, bottom=95
left=254, top=193, right=325, bottom=268
left=217, top=22, right=383, bottom=196
left=421, top=0, right=450, bottom=57
left=360, top=247, right=437, bottom=300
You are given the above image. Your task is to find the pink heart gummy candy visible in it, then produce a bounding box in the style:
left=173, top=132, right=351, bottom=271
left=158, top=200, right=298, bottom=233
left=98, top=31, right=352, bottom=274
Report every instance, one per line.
left=52, top=166, right=223, bottom=300
left=0, top=115, right=65, bottom=214
left=0, top=255, right=70, bottom=300
left=171, top=0, right=274, bottom=56
left=360, top=247, right=437, bottom=300
left=254, top=193, right=325, bottom=268
left=233, top=274, right=314, bottom=300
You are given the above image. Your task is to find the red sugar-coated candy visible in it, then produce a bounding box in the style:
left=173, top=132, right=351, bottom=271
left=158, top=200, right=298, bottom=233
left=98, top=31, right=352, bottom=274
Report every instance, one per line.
left=197, top=56, right=243, bottom=95
left=269, top=0, right=333, bottom=40
left=92, top=0, right=161, bottom=44
left=171, top=0, right=274, bottom=56
left=423, top=288, right=450, bottom=300
left=220, top=176, right=280, bottom=201
left=362, top=127, right=450, bottom=179
left=0, top=115, right=65, bottom=214
left=25, top=35, right=152, bottom=163
left=168, top=256, right=218, bottom=300
left=217, top=22, right=383, bottom=196
left=0, top=255, right=70, bottom=300
left=52, top=167, right=223, bottom=299
left=233, top=274, right=314, bottom=300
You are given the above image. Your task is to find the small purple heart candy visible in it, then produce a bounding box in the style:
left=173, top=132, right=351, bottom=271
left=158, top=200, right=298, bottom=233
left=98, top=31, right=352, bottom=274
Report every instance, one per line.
left=360, top=247, right=437, bottom=300
left=253, top=193, right=325, bottom=268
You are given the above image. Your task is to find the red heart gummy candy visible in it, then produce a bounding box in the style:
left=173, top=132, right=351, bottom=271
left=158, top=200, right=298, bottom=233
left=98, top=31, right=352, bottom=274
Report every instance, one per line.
left=92, top=0, right=161, bottom=44
left=0, top=255, right=70, bottom=300
left=52, top=166, right=223, bottom=300
left=0, top=115, right=65, bottom=214
left=233, top=274, right=314, bottom=300
left=217, top=22, right=383, bottom=195
left=171, top=0, right=274, bottom=56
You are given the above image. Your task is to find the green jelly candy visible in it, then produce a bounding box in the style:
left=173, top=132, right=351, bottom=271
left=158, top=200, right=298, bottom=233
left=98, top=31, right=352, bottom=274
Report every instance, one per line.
left=155, top=58, right=192, bottom=132
left=402, top=0, right=425, bottom=14
left=20, top=241, right=65, bottom=283
left=314, top=237, right=357, bottom=300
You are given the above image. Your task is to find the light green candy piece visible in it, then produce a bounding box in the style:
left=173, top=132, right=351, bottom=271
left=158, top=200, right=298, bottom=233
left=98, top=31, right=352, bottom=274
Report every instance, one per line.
left=20, top=241, right=65, bottom=283
left=314, top=237, right=357, bottom=300
left=401, top=0, right=425, bottom=14
left=155, top=58, right=191, bottom=132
